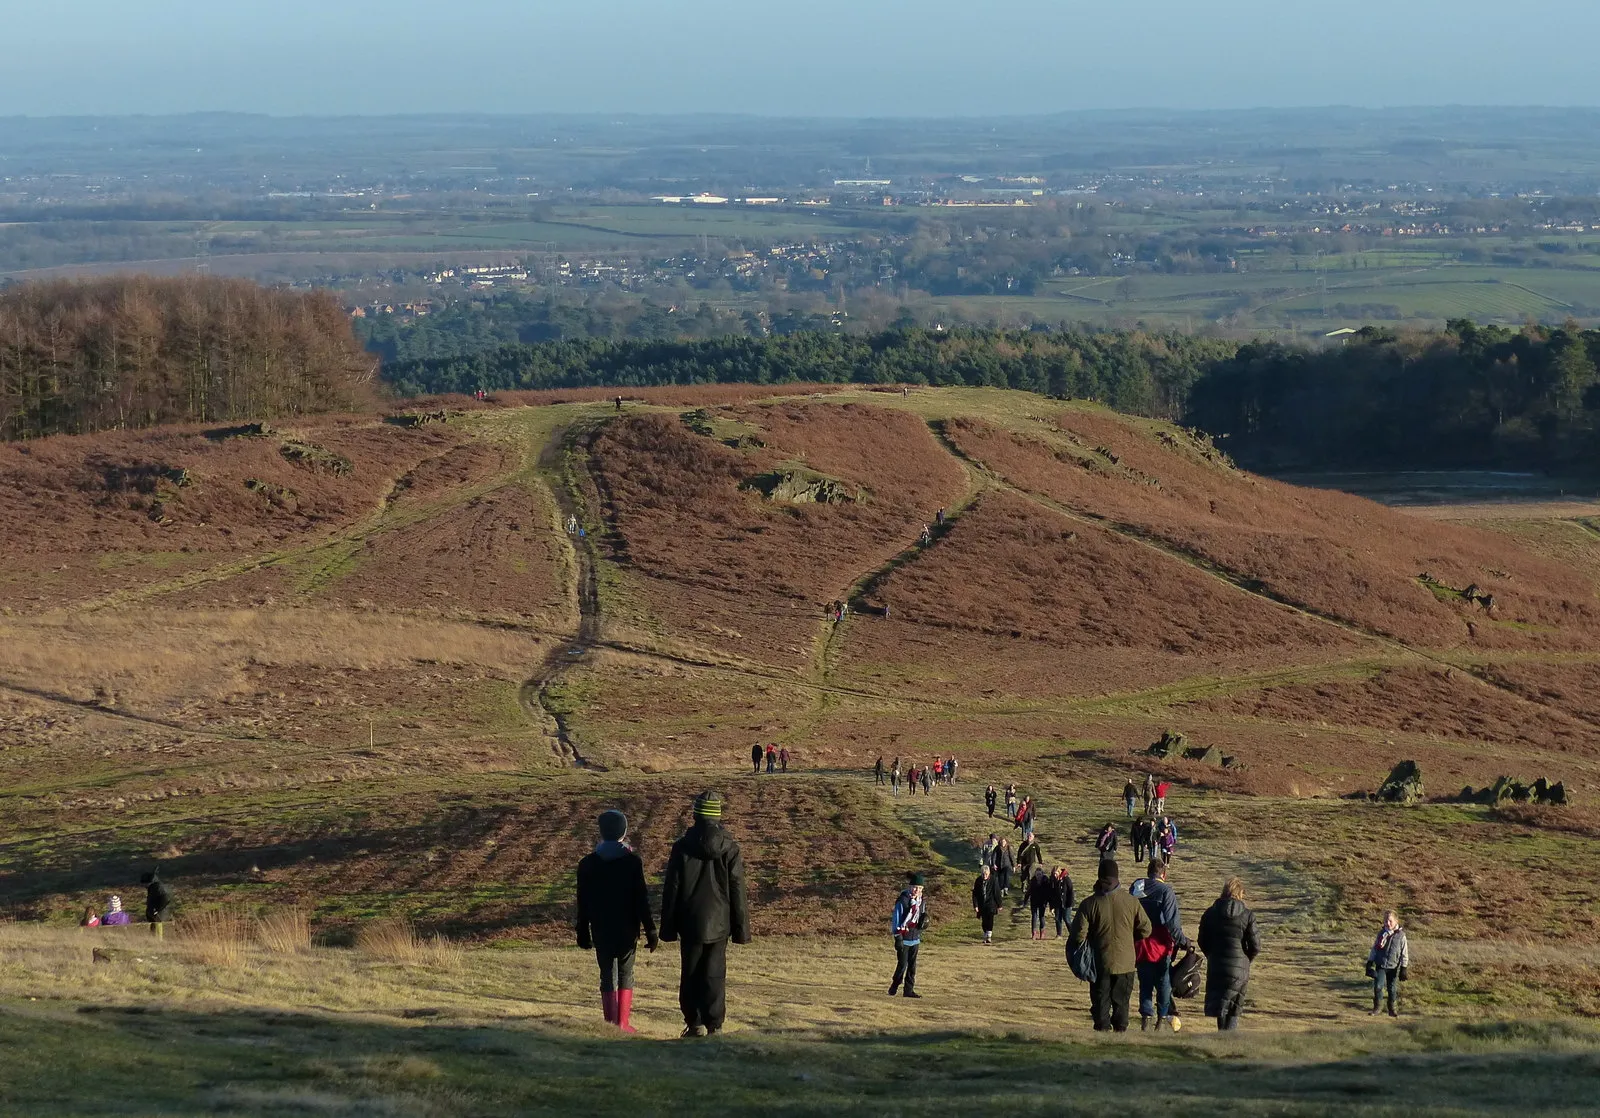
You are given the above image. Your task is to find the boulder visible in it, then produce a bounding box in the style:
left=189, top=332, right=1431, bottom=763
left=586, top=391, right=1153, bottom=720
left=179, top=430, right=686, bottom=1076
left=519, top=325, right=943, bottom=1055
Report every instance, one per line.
left=1147, top=730, right=1186, bottom=760
left=1377, top=760, right=1424, bottom=805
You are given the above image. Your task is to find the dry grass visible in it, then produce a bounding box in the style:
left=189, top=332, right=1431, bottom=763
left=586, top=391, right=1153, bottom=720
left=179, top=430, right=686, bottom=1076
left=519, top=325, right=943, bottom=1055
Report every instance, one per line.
left=355, top=919, right=464, bottom=970
left=181, top=908, right=252, bottom=967
left=255, top=908, right=312, bottom=955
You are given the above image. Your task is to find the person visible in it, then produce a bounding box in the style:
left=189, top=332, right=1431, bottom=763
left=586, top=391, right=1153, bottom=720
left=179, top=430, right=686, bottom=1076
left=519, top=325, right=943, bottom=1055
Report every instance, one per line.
left=1004, top=784, right=1018, bottom=819
left=660, top=791, right=751, bottom=1037
left=875, top=756, right=885, bottom=786
left=1131, top=816, right=1153, bottom=864
left=933, top=758, right=944, bottom=784
left=1143, top=772, right=1156, bottom=815
left=1068, top=859, right=1152, bottom=1033
left=765, top=744, right=777, bottom=774
left=1095, top=823, right=1119, bottom=861
left=751, top=743, right=763, bottom=775
left=1017, top=833, right=1045, bottom=882
left=1026, top=866, right=1053, bottom=939
left=1198, top=876, right=1261, bottom=1031
left=995, top=838, right=1015, bottom=897
left=575, top=809, right=658, bottom=1033
left=1013, top=795, right=1035, bottom=838
left=936, top=507, right=946, bottom=526
left=1154, top=780, right=1172, bottom=815
left=614, top=395, right=624, bottom=412
left=81, top=906, right=101, bottom=928
left=890, top=758, right=901, bottom=794
left=1366, top=910, right=1410, bottom=1018
left=1158, top=817, right=1178, bottom=867
left=101, top=896, right=131, bottom=927
left=778, top=747, right=789, bottom=774
left=1051, top=867, right=1076, bottom=937
left=920, top=766, right=932, bottom=795
left=972, top=865, right=1002, bottom=944
left=905, top=765, right=917, bottom=796
left=141, top=870, right=172, bottom=938
left=985, top=784, right=998, bottom=818
left=889, top=873, right=928, bottom=998
left=1134, top=859, right=1193, bottom=1032
left=946, top=756, right=958, bottom=784
left=1123, top=779, right=1138, bottom=817
left=980, top=833, right=999, bottom=870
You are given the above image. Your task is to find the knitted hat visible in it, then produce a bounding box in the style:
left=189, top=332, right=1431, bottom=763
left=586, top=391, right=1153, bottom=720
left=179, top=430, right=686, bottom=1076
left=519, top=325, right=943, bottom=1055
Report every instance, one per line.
left=1097, top=859, right=1120, bottom=887
left=598, top=810, right=627, bottom=841
left=910, top=873, right=925, bottom=886
left=108, top=896, right=122, bottom=912
left=693, top=790, right=723, bottom=819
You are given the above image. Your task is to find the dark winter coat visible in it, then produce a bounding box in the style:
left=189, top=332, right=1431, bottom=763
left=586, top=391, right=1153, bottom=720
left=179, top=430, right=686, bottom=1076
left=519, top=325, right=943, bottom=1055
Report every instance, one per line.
left=145, top=877, right=172, bottom=923
left=995, top=845, right=1015, bottom=874
left=575, top=842, right=657, bottom=955
left=972, top=873, right=1003, bottom=916
left=1095, top=828, right=1119, bottom=857
left=660, top=820, right=751, bottom=946
left=1025, top=869, right=1054, bottom=908
left=1053, top=874, right=1076, bottom=914
left=1068, top=880, right=1152, bottom=976
left=1017, top=838, right=1045, bottom=877
left=1198, top=896, right=1260, bottom=1017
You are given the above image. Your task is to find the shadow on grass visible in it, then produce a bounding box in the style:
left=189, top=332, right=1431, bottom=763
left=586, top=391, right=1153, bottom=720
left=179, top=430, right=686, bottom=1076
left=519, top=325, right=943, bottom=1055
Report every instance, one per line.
left=3, top=1003, right=1598, bottom=1117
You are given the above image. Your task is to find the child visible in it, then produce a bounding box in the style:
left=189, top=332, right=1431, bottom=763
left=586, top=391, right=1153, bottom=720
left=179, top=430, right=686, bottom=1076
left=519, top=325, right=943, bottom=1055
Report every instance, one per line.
left=102, top=895, right=131, bottom=926
left=888, top=873, right=927, bottom=998
left=576, top=810, right=659, bottom=1033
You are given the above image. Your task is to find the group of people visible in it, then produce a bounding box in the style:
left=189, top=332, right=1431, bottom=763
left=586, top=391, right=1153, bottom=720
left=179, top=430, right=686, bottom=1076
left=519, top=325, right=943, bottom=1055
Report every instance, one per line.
left=574, top=791, right=751, bottom=1037
left=78, top=871, right=173, bottom=938
left=749, top=743, right=792, bottom=774
left=875, top=755, right=958, bottom=794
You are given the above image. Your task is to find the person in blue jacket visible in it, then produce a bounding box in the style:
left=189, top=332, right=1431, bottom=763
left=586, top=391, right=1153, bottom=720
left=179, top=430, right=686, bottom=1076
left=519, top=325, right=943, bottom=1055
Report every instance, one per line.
left=888, top=872, right=928, bottom=998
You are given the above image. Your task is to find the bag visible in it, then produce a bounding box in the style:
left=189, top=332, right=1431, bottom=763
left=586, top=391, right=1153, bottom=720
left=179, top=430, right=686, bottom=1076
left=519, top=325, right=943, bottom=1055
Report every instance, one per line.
left=1067, top=939, right=1098, bottom=984
left=1171, top=949, right=1202, bottom=999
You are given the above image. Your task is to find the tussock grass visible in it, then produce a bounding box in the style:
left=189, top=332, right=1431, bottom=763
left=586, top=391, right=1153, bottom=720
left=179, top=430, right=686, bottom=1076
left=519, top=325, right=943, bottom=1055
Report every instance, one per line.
left=181, top=908, right=251, bottom=967
left=255, top=907, right=312, bottom=955
left=355, top=919, right=464, bottom=971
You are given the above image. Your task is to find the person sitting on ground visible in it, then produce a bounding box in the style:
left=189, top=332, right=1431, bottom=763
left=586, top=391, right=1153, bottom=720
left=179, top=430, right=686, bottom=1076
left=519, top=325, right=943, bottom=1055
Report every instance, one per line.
left=1198, top=876, right=1261, bottom=1031
left=1068, top=859, right=1153, bottom=1033
left=888, top=872, right=928, bottom=998
left=81, top=906, right=101, bottom=928
left=1366, top=909, right=1410, bottom=1018
left=575, top=809, right=658, bottom=1034
left=101, top=895, right=131, bottom=926
left=1095, top=823, right=1120, bottom=861
left=141, top=871, right=172, bottom=938
left=972, top=865, right=1003, bottom=944
left=1134, top=859, right=1194, bottom=1032
left=1051, top=866, right=1076, bottom=937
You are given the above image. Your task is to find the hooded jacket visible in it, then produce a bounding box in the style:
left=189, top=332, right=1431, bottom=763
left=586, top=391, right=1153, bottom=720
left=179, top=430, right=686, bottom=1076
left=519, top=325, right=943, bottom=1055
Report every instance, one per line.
left=1069, top=876, right=1152, bottom=976
left=1134, top=876, right=1191, bottom=963
left=660, top=820, right=751, bottom=945
left=144, top=875, right=172, bottom=923
left=971, top=873, right=1002, bottom=916
left=1053, top=873, right=1076, bottom=913
left=1198, top=896, right=1261, bottom=1016
left=575, top=840, right=657, bottom=955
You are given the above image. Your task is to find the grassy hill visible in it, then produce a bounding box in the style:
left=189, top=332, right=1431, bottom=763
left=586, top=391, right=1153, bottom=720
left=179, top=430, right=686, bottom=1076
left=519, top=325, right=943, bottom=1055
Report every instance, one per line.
left=2, top=385, right=1599, bottom=1113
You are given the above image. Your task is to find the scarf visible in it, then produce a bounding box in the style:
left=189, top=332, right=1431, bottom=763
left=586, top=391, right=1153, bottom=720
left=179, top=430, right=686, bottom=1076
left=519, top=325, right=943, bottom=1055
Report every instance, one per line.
left=1374, top=926, right=1397, bottom=952
left=896, top=892, right=923, bottom=935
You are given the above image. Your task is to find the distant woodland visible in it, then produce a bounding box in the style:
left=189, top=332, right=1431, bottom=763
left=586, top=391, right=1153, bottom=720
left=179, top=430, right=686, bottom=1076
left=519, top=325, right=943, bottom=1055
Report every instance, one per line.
left=0, top=277, right=375, bottom=440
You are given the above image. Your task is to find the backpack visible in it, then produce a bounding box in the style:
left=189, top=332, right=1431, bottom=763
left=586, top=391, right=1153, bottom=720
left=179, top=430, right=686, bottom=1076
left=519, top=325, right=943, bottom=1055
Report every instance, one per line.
left=1067, top=938, right=1098, bottom=984
left=1171, top=949, right=1202, bottom=999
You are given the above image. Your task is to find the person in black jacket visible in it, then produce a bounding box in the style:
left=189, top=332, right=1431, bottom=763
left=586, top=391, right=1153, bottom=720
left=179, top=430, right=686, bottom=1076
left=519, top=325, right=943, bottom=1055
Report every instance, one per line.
left=750, top=743, right=762, bottom=775
left=660, top=791, right=751, bottom=1037
left=576, top=809, right=658, bottom=1033
left=1051, top=866, right=1076, bottom=937
left=140, top=869, right=172, bottom=939
left=995, top=838, right=1015, bottom=897
left=972, top=865, right=1002, bottom=944
left=1197, top=876, right=1261, bottom=1031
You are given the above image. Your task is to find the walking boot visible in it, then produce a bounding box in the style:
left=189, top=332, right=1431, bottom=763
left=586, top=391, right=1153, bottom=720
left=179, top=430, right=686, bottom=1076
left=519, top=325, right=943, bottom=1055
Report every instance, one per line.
left=888, top=980, right=899, bottom=996
left=601, top=990, right=617, bottom=1025
left=681, top=1024, right=705, bottom=1038
left=616, top=989, right=637, bottom=1034
left=903, top=987, right=921, bottom=999
left=1368, top=998, right=1382, bottom=1016
left=1140, top=1016, right=1150, bottom=1032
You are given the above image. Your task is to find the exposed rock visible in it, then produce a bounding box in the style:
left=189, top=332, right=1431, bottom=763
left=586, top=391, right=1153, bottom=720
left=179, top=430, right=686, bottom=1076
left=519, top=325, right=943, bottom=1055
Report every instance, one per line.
left=1377, top=760, right=1424, bottom=805
left=741, top=470, right=860, bottom=505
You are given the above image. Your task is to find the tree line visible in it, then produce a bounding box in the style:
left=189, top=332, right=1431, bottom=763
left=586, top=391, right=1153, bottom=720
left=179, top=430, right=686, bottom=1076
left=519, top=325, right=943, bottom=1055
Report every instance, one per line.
left=1186, top=320, right=1600, bottom=471
left=0, top=277, right=376, bottom=440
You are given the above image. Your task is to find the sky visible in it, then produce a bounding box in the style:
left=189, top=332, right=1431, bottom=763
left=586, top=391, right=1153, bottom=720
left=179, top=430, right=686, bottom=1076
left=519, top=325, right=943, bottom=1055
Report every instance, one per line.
left=4, top=0, right=1598, bottom=117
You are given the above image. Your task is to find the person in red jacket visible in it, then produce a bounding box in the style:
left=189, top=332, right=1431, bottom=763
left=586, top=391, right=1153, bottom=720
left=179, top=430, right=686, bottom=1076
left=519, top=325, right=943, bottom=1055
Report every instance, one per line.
left=1153, top=780, right=1172, bottom=814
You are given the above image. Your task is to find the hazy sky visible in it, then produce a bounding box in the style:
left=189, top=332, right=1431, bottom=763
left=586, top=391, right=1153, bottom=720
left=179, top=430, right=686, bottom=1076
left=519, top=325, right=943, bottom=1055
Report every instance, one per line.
left=5, top=0, right=1598, bottom=117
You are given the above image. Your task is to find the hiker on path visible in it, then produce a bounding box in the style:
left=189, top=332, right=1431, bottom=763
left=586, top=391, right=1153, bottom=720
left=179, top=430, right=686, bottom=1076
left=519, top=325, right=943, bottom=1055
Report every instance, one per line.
left=1017, top=833, right=1045, bottom=882
left=1366, top=910, right=1410, bottom=1018
left=995, top=837, right=1015, bottom=896
left=933, top=758, right=944, bottom=784
left=985, top=785, right=998, bottom=818
left=875, top=756, right=885, bottom=785
left=778, top=747, right=789, bottom=774
left=1026, top=866, right=1054, bottom=939
left=891, top=757, right=901, bottom=793
left=614, top=395, right=624, bottom=412
left=1142, top=773, right=1156, bottom=814
left=1157, top=817, right=1178, bottom=868
left=575, top=810, right=658, bottom=1033
left=1013, top=795, right=1035, bottom=838
left=1154, top=780, right=1172, bottom=815
left=1198, top=877, right=1261, bottom=1031
left=751, top=743, right=763, bottom=775
left=1131, top=817, right=1153, bottom=864
left=889, top=873, right=928, bottom=998
left=920, top=766, right=932, bottom=795
left=1052, top=867, right=1076, bottom=937
left=1004, top=784, right=1018, bottom=820
left=946, top=756, right=958, bottom=784
left=1068, top=859, right=1152, bottom=1033
left=765, top=744, right=777, bottom=774
left=1133, top=859, right=1193, bottom=1032
left=980, top=833, right=999, bottom=870
left=1123, top=780, right=1138, bottom=818
left=1095, top=823, right=1120, bottom=862
left=906, top=766, right=918, bottom=796
left=661, top=791, right=751, bottom=1038
left=142, top=870, right=172, bottom=939
left=101, top=896, right=130, bottom=927
left=920, top=525, right=932, bottom=546
left=972, top=865, right=1003, bottom=944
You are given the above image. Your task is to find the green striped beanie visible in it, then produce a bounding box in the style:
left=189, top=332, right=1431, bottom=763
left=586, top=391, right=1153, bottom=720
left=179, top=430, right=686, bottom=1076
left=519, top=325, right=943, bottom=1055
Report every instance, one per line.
left=693, top=790, right=724, bottom=819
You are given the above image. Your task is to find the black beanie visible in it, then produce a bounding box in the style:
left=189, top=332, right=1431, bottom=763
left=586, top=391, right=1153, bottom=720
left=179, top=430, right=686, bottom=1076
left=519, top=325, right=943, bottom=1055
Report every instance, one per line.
left=1097, top=859, right=1119, bottom=888
left=598, top=810, right=627, bottom=841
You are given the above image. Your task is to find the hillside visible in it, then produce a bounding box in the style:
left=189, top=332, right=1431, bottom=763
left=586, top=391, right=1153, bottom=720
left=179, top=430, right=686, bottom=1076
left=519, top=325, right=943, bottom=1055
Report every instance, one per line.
left=3, top=384, right=1600, bottom=1111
